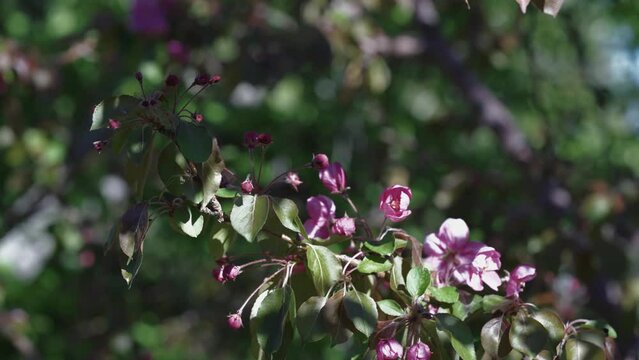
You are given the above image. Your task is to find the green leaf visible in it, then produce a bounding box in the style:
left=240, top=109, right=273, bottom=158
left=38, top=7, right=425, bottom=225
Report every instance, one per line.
left=580, top=320, right=617, bottom=339
left=364, top=233, right=395, bottom=255
left=173, top=205, right=204, bottom=238
left=252, top=287, right=293, bottom=354
left=435, top=313, right=477, bottom=360
left=564, top=338, right=605, bottom=360
left=176, top=121, right=213, bottom=163
left=272, top=197, right=302, bottom=233
left=296, top=296, right=328, bottom=343
left=305, top=244, right=342, bottom=295
left=482, top=294, right=511, bottom=313
left=406, top=267, right=430, bottom=298
left=90, top=95, right=140, bottom=130
left=158, top=143, right=190, bottom=195
left=532, top=310, right=565, bottom=344
left=320, top=290, right=352, bottom=345
left=200, top=138, right=225, bottom=211
left=215, top=187, right=238, bottom=198
left=481, top=317, right=512, bottom=358
left=117, top=203, right=149, bottom=287
left=509, top=314, right=549, bottom=357
left=230, top=195, right=270, bottom=242
left=377, top=299, right=404, bottom=317
left=357, top=254, right=392, bottom=274
left=207, top=222, right=236, bottom=260
left=342, top=290, right=378, bottom=337
left=390, top=256, right=405, bottom=292
left=429, top=286, right=459, bottom=304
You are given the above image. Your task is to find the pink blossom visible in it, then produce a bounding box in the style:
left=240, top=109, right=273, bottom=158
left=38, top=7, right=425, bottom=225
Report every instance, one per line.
left=423, top=218, right=501, bottom=289
left=285, top=172, right=303, bottom=192
left=303, top=195, right=335, bottom=239
left=311, top=153, right=329, bottom=170
left=129, top=0, right=168, bottom=36
left=376, top=338, right=403, bottom=360
left=506, top=265, right=536, bottom=298
left=319, top=162, right=347, bottom=194
left=407, top=341, right=431, bottom=360
left=331, top=217, right=356, bottom=237
left=241, top=179, right=254, bottom=194
left=212, top=266, right=225, bottom=282
left=227, top=313, right=243, bottom=329
left=108, top=119, right=120, bottom=129
left=379, top=185, right=412, bottom=222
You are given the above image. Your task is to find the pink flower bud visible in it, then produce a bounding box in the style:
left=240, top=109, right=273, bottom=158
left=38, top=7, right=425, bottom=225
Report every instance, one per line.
left=286, top=172, right=303, bottom=192
left=165, top=74, right=179, bottom=87
left=212, top=266, right=226, bottom=282
left=379, top=185, right=412, bottom=222
left=311, top=153, right=329, bottom=170
left=244, top=131, right=259, bottom=149
left=331, top=217, right=356, bottom=237
left=506, top=265, right=536, bottom=298
left=227, top=313, right=243, bottom=329
left=223, top=265, right=241, bottom=282
left=193, top=112, right=204, bottom=123
left=257, top=133, right=272, bottom=146
left=319, top=162, right=347, bottom=194
left=108, top=119, right=120, bottom=129
left=241, top=179, right=254, bottom=194
left=92, top=140, right=107, bottom=153
left=376, top=338, right=403, bottom=360
left=135, top=71, right=143, bottom=82
left=407, top=342, right=431, bottom=360
left=193, top=74, right=209, bottom=86
left=209, top=74, right=221, bottom=84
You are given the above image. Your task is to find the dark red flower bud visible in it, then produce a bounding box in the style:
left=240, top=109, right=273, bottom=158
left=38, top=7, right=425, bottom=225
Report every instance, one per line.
left=223, top=265, right=241, bottom=281
left=141, top=100, right=150, bottom=107
left=93, top=140, right=107, bottom=153
left=243, top=131, right=259, bottom=149
left=165, top=74, right=179, bottom=87
left=241, top=179, right=254, bottom=194
left=135, top=71, right=143, bottom=82
left=193, top=112, right=204, bottom=123
left=257, top=133, right=272, bottom=146
left=312, top=153, right=329, bottom=170
left=193, top=74, right=210, bottom=86
left=108, top=119, right=120, bottom=129
left=209, top=74, right=221, bottom=84
left=212, top=266, right=226, bottom=282
left=227, top=313, right=243, bottom=330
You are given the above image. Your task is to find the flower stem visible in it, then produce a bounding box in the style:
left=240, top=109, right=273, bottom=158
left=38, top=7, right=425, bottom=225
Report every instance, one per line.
left=237, top=267, right=286, bottom=314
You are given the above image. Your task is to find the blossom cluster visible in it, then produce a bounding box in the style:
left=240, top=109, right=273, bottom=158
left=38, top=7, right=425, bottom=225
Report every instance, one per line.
left=377, top=339, right=431, bottom=360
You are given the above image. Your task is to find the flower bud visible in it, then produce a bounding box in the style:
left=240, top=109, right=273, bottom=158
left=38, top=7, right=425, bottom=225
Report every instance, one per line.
left=331, top=217, right=356, bottom=237
left=193, top=74, right=210, bottom=86
left=227, top=313, right=243, bottom=330
left=376, top=338, right=403, bottom=360
left=165, top=74, right=179, bottom=87
left=212, top=266, right=226, bottom=282
left=209, top=74, right=221, bottom=84
left=311, top=153, right=329, bottom=170
left=244, top=131, right=259, bottom=149
left=241, top=179, right=254, bottom=194
left=379, top=185, right=412, bottom=222
left=222, top=265, right=241, bottom=282
left=193, top=112, right=204, bottom=123
left=108, top=119, right=120, bottom=129
left=286, top=172, right=302, bottom=192
left=135, top=71, right=143, bottom=82
left=319, top=162, right=347, bottom=194
left=257, top=133, right=272, bottom=146
left=407, top=341, right=431, bottom=360
left=93, top=140, right=107, bottom=153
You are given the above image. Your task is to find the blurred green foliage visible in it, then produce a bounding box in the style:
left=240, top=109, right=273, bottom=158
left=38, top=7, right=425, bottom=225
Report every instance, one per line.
left=0, top=0, right=638, bottom=358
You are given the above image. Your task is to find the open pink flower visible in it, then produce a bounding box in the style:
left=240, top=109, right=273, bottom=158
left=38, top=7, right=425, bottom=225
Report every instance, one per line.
left=423, top=218, right=502, bottom=290
left=379, top=185, right=412, bottom=222
left=376, top=338, right=403, bottom=360
left=285, top=172, right=302, bottom=192
left=506, top=265, right=536, bottom=297
left=319, top=162, right=347, bottom=194
left=407, top=341, right=431, bottom=360
left=303, top=195, right=335, bottom=239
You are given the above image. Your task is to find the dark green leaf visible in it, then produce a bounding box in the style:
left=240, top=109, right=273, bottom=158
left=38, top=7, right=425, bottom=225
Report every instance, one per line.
left=207, top=222, right=236, bottom=260
left=305, top=244, right=342, bottom=296
left=429, top=286, right=459, bottom=304
left=509, top=314, right=549, bottom=357
left=482, top=295, right=511, bottom=313
left=252, top=287, right=293, bottom=354
left=230, top=195, right=270, bottom=242
left=377, top=299, right=405, bottom=317
left=357, top=254, right=392, bottom=274
left=91, top=95, right=140, bottom=130
left=176, top=121, right=212, bottom=163
left=564, top=338, right=605, bottom=360
left=580, top=320, right=617, bottom=339
left=481, top=317, right=512, bottom=358
left=532, top=310, right=565, bottom=344
left=364, top=233, right=395, bottom=255
left=296, top=296, right=328, bottom=343
left=173, top=205, right=204, bottom=238
left=272, top=197, right=302, bottom=233
left=215, top=188, right=238, bottom=198
left=390, top=256, right=405, bottom=292
left=320, top=290, right=352, bottom=345
left=158, top=142, right=190, bottom=195
left=342, top=290, right=378, bottom=337
left=435, top=313, right=477, bottom=360
left=406, top=267, right=430, bottom=298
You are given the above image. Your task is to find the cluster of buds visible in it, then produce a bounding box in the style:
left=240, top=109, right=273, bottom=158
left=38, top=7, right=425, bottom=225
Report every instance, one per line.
left=376, top=339, right=431, bottom=360
left=212, top=263, right=241, bottom=283
left=244, top=131, right=272, bottom=149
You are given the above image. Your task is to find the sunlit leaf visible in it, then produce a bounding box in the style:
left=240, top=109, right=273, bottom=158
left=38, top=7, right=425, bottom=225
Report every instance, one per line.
left=435, top=313, right=477, bottom=360
left=305, top=244, right=342, bottom=295
left=342, top=290, right=378, bottom=337
left=377, top=299, right=405, bottom=317
left=406, top=267, right=430, bottom=298
left=230, top=195, right=270, bottom=242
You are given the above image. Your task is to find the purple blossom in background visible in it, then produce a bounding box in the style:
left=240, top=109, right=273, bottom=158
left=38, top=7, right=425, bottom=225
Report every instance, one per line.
left=167, top=40, right=189, bottom=64
left=129, top=0, right=168, bottom=36
left=506, top=265, right=536, bottom=297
